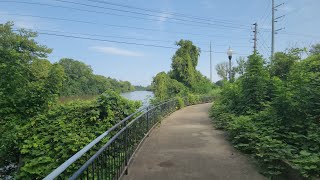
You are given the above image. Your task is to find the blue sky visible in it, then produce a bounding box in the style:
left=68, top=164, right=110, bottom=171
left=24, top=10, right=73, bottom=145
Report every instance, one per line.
left=1, top=0, right=319, bottom=85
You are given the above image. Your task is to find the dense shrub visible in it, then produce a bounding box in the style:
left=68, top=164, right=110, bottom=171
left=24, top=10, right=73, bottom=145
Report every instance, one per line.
left=17, top=91, right=141, bottom=179
left=210, top=51, right=320, bottom=178
left=176, top=97, right=185, bottom=109
left=0, top=22, right=140, bottom=179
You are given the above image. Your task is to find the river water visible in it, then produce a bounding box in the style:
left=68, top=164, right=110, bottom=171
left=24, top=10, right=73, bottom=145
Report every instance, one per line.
left=121, top=91, right=154, bottom=107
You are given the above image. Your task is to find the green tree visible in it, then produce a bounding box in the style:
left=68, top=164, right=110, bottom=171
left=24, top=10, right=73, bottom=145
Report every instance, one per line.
left=152, top=39, right=213, bottom=99
left=174, top=39, right=200, bottom=67
left=270, top=48, right=303, bottom=81
left=152, top=72, right=187, bottom=100
left=234, top=57, right=247, bottom=76
left=241, top=53, right=269, bottom=113
left=270, top=52, right=296, bottom=80
left=170, top=40, right=200, bottom=88
left=58, top=58, right=93, bottom=96
left=58, top=58, right=135, bottom=96
left=192, top=71, right=214, bottom=93
left=309, top=43, right=320, bottom=55
left=215, top=62, right=228, bottom=80
left=0, top=22, right=64, bottom=176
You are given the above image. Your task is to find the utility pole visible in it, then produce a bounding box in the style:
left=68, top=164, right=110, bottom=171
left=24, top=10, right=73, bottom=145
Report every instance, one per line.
left=253, top=23, right=258, bottom=53
left=271, top=0, right=275, bottom=61
left=210, top=41, right=212, bottom=82
left=271, top=0, right=285, bottom=62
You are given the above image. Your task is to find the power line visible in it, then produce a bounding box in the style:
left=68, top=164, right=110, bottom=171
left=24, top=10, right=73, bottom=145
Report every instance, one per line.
left=30, top=31, right=178, bottom=49
left=0, top=0, right=250, bottom=31
left=259, top=32, right=271, bottom=57
left=16, top=27, right=251, bottom=48
left=272, top=0, right=286, bottom=61
left=3, top=1, right=316, bottom=40
left=1, top=12, right=251, bottom=40
left=256, top=0, right=272, bottom=59
left=15, top=30, right=250, bottom=55
left=49, top=0, right=250, bottom=30
left=13, top=30, right=190, bottom=51
left=279, top=32, right=320, bottom=39
left=84, top=0, right=250, bottom=27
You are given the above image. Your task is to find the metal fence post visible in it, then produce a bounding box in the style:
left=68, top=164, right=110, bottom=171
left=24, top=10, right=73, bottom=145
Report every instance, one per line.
left=124, top=120, right=128, bottom=175
left=146, top=106, right=149, bottom=137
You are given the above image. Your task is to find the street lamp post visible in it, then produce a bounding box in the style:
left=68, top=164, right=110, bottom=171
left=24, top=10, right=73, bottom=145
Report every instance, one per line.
left=227, top=47, right=233, bottom=82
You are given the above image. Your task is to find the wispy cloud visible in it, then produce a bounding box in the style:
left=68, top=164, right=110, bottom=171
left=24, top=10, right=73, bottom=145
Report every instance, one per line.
left=158, top=13, right=172, bottom=23
left=91, top=46, right=145, bottom=57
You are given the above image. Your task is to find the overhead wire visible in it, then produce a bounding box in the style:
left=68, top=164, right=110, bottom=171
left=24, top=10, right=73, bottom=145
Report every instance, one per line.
left=84, top=0, right=250, bottom=27
left=0, top=0, right=251, bottom=31
left=12, top=29, right=250, bottom=55
left=1, top=12, right=251, bottom=40
left=15, top=27, right=251, bottom=48
left=50, top=0, right=251, bottom=30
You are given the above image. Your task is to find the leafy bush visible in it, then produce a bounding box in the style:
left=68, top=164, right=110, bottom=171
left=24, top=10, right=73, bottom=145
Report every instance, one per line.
left=210, top=103, right=234, bottom=129
left=187, top=93, right=201, bottom=105
left=291, top=151, right=320, bottom=178
left=151, top=72, right=188, bottom=100
left=228, top=116, right=258, bottom=153
left=210, top=51, right=320, bottom=178
left=176, top=97, right=185, bottom=109
left=17, top=91, right=141, bottom=179
left=0, top=23, right=65, bottom=177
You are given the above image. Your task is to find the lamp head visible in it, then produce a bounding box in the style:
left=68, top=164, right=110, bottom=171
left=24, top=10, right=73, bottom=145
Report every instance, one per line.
left=227, top=47, right=233, bottom=57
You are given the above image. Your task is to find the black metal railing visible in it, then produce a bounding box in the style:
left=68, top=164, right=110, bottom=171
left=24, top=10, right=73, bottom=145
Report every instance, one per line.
left=44, top=95, right=213, bottom=180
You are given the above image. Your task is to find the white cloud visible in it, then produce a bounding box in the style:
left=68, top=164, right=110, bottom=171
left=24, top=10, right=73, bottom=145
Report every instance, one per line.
left=91, top=46, right=145, bottom=57
left=158, top=13, right=172, bottom=23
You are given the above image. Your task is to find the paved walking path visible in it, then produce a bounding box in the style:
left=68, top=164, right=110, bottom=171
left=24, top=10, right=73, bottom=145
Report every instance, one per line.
left=122, top=103, right=265, bottom=180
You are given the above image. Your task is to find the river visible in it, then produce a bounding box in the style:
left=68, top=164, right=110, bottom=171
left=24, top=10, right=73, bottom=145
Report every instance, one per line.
left=121, top=91, right=154, bottom=107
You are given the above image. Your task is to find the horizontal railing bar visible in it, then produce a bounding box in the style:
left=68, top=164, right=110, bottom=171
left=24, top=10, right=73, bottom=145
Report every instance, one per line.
left=126, top=112, right=146, bottom=127
left=45, top=96, right=213, bottom=179
left=70, top=99, right=177, bottom=179
left=147, top=98, right=177, bottom=112
left=119, top=110, right=164, bottom=180
left=70, top=111, right=150, bottom=179
left=44, top=105, right=148, bottom=179
left=70, top=125, right=128, bottom=180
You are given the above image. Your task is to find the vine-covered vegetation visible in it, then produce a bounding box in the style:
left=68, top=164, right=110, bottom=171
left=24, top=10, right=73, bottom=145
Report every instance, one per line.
left=210, top=47, right=320, bottom=178
left=18, top=91, right=140, bottom=179
left=0, top=22, right=139, bottom=179
left=151, top=40, right=216, bottom=100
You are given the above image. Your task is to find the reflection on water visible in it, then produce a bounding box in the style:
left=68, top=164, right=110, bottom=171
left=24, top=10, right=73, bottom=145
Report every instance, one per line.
left=121, top=91, right=154, bottom=107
